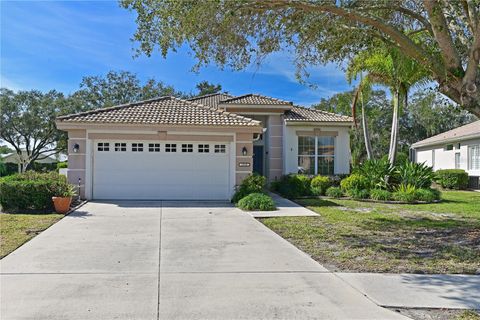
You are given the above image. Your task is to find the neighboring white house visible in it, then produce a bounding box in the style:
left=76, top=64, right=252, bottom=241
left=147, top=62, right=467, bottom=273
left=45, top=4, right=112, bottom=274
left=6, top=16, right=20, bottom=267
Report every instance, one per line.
left=411, top=120, right=480, bottom=189
left=56, top=94, right=353, bottom=200
left=1, top=150, right=61, bottom=173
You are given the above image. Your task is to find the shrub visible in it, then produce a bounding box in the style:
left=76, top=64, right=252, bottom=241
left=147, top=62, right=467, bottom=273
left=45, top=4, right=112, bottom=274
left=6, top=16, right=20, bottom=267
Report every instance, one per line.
left=353, top=158, right=394, bottom=190
left=392, top=184, right=417, bottom=203
left=414, top=188, right=441, bottom=202
left=394, top=160, right=435, bottom=189
left=435, top=169, right=468, bottom=190
left=325, top=186, right=343, bottom=198
left=232, top=174, right=266, bottom=203
left=275, top=174, right=312, bottom=199
left=370, top=188, right=392, bottom=201
left=0, top=172, right=72, bottom=212
left=57, top=162, right=68, bottom=169
left=340, top=174, right=368, bottom=192
left=237, top=193, right=276, bottom=211
left=348, top=188, right=369, bottom=199
left=311, top=176, right=331, bottom=196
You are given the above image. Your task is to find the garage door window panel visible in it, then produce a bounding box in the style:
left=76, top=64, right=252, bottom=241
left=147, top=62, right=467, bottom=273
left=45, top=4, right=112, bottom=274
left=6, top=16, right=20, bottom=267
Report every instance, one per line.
left=214, top=144, right=226, bottom=153
left=166, top=144, right=177, bottom=152
left=132, top=143, right=144, bottom=152
left=97, top=142, right=110, bottom=152
left=115, top=143, right=127, bottom=152
left=149, top=143, right=160, bottom=152
left=198, top=144, right=210, bottom=153
left=182, top=144, right=193, bottom=153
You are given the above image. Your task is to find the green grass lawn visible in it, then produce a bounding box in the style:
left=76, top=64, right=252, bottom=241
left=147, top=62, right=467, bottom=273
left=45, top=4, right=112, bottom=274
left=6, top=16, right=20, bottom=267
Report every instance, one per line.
left=0, top=213, right=63, bottom=258
left=260, top=191, right=480, bottom=274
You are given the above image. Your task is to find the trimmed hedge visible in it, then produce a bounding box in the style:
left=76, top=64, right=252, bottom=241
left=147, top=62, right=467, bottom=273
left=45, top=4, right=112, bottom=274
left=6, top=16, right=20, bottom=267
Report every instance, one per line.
left=340, top=174, right=369, bottom=192
left=232, top=174, right=266, bottom=203
left=311, top=176, right=331, bottom=196
left=273, top=174, right=312, bottom=199
left=0, top=172, right=72, bottom=212
left=325, top=186, right=343, bottom=198
left=435, top=169, right=468, bottom=190
left=237, top=193, right=276, bottom=211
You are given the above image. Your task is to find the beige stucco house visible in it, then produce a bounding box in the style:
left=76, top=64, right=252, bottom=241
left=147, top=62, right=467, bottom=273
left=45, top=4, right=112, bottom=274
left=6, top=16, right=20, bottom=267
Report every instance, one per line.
left=411, top=120, right=480, bottom=189
left=56, top=93, right=353, bottom=200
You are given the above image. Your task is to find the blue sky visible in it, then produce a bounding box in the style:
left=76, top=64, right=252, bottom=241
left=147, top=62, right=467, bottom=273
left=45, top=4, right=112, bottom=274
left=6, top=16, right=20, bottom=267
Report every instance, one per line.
left=1, top=0, right=354, bottom=106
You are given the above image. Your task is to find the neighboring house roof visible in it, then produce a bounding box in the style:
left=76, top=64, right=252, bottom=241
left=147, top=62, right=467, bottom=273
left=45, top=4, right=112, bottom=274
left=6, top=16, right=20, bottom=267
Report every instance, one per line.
left=1, top=151, right=58, bottom=164
left=219, top=94, right=293, bottom=106
left=284, top=106, right=353, bottom=123
left=412, top=120, right=480, bottom=148
left=187, top=93, right=234, bottom=108
left=57, top=96, right=260, bottom=127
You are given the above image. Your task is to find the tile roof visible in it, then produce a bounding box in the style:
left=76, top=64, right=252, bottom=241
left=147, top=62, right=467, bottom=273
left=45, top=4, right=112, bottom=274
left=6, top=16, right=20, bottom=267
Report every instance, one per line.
left=285, top=106, right=353, bottom=123
left=187, top=93, right=234, bottom=108
left=412, top=120, right=480, bottom=148
left=56, top=96, right=260, bottom=127
left=220, top=94, right=293, bottom=106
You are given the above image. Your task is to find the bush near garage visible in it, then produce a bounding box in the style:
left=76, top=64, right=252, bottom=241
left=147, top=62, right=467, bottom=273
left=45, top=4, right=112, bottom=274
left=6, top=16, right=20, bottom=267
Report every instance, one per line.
left=369, top=188, right=392, bottom=201
left=0, top=172, right=72, bottom=212
left=325, top=186, right=343, bottom=198
left=237, top=193, right=276, bottom=211
left=311, top=175, right=331, bottom=196
left=231, top=173, right=266, bottom=203
left=435, top=169, right=469, bottom=190
left=272, top=174, right=312, bottom=199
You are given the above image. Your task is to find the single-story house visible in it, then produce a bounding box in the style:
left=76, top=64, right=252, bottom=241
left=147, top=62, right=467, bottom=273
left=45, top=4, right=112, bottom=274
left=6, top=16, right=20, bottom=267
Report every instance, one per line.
left=56, top=93, right=353, bottom=200
left=1, top=151, right=58, bottom=165
left=411, top=120, right=480, bottom=189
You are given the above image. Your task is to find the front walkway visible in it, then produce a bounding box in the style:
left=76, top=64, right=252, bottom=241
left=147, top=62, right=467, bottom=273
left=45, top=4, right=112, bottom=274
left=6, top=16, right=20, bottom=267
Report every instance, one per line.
left=247, top=192, right=319, bottom=218
left=0, top=201, right=405, bottom=319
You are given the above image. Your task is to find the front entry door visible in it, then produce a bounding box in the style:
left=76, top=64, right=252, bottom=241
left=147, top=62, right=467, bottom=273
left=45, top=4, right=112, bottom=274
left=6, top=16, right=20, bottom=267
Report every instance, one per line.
left=253, top=145, right=264, bottom=176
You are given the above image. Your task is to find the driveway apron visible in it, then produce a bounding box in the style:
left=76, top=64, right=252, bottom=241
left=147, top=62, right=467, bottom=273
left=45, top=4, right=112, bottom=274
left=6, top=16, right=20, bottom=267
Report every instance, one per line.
left=1, top=201, right=406, bottom=319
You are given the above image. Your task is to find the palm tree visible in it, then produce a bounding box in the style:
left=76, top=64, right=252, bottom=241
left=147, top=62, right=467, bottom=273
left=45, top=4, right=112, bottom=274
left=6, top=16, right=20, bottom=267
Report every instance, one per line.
left=347, top=46, right=430, bottom=164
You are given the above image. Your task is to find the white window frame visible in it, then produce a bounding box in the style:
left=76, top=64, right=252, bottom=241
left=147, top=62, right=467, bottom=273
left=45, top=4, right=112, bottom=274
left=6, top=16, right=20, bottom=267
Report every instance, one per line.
left=132, top=143, right=143, bottom=152
left=165, top=143, right=177, bottom=153
left=214, top=144, right=226, bottom=153
left=97, top=142, right=110, bottom=152
left=468, top=145, right=480, bottom=170
left=181, top=144, right=193, bottom=153
left=148, top=143, right=160, bottom=152
left=115, top=142, right=127, bottom=152
left=198, top=144, right=210, bottom=153
left=298, top=136, right=335, bottom=175
left=455, top=152, right=461, bottom=169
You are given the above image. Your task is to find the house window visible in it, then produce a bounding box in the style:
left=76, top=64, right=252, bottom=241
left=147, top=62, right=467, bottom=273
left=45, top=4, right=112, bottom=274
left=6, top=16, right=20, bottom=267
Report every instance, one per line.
left=97, top=142, right=109, bottom=151
left=149, top=143, right=160, bottom=152
left=198, top=144, right=210, bottom=153
left=445, top=144, right=454, bottom=151
left=115, top=143, right=126, bottom=152
left=214, top=144, right=226, bottom=153
left=165, top=144, right=177, bottom=152
left=132, top=143, right=143, bottom=152
left=182, top=144, right=193, bottom=153
left=469, top=145, right=480, bottom=170
left=298, top=136, right=334, bottom=175
left=455, top=153, right=461, bottom=169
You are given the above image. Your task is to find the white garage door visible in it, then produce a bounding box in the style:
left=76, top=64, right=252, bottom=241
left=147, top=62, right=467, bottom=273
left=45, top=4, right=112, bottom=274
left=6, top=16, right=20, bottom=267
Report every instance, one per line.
left=92, top=141, right=231, bottom=200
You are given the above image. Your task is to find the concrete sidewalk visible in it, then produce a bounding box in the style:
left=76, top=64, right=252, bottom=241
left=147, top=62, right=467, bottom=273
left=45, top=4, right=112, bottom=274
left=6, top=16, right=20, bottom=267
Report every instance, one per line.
left=337, top=273, right=480, bottom=309
left=247, top=192, right=319, bottom=218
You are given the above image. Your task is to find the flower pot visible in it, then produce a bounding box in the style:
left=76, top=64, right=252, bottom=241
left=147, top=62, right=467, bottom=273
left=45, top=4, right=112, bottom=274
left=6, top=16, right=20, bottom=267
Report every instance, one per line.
left=52, top=196, right=72, bottom=214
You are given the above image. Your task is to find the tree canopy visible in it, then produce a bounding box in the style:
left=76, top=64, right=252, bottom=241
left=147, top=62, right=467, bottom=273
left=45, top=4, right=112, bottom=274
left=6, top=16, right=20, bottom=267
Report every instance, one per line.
left=121, top=0, right=480, bottom=117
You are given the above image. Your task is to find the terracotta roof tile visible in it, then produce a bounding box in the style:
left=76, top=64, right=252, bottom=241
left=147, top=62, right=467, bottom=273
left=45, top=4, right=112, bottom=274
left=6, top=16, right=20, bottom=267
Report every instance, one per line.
left=285, top=106, right=353, bottom=123
left=57, top=96, right=260, bottom=127
left=188, top=93, right=234, bottom=108
left=220, top=94, right=293, bottom=106
left=412, top=120, right=480, bottom=148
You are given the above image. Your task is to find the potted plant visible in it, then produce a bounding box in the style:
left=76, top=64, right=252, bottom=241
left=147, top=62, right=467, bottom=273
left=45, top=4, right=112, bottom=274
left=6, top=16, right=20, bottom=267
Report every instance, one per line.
left=52, top=184, right=76, bottom=214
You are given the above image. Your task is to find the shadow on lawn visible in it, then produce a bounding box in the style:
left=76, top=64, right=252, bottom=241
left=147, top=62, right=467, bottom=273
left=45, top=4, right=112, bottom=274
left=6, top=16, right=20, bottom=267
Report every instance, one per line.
left=365, top=216, right=475, bottom=230
left=297, top=199, right=341, bottom=208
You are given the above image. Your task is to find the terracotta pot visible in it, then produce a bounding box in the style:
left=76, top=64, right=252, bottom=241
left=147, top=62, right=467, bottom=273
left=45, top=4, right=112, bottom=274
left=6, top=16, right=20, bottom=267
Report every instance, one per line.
left=52, top=197, right=72, bottom=214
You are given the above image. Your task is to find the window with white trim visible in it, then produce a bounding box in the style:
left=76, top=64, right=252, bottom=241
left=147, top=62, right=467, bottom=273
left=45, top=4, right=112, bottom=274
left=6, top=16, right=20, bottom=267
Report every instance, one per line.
left=97, top=142, right=109, bottom=151
left=182, top=144, right=193, bottom=153
left=469, top=145, right=480, bottom=170
left=214, top=144, right=226, bottom=153
left=132, top=143, right=143, bottom=152
left=148, top=143, right=160, bottom=152
left=455, top=152, right=461, bottom=169
left=115, top=142, right=126, bottom=152
left=297, top=136, right=334, bottom=175
left=198, top=144, right=210, bottom=153
left=165, top=144, right=177, bottom=152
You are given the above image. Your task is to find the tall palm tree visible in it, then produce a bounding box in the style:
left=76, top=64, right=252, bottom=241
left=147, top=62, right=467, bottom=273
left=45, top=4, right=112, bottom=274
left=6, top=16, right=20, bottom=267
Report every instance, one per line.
left=347, top=46, right=430, bottom=164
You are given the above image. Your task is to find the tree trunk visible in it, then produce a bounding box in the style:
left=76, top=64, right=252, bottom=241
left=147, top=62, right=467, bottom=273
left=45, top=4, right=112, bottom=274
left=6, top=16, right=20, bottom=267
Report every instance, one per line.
left=388, top=88, right=401, bottom=165
left=360, top=91, right=373, bottom=160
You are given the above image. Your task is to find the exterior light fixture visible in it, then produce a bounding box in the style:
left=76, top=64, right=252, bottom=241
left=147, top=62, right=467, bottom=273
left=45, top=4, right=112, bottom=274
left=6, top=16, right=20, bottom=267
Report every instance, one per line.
left=73, top=143, right=80, bottom=153
left=242, top=146, right=248, bottom=156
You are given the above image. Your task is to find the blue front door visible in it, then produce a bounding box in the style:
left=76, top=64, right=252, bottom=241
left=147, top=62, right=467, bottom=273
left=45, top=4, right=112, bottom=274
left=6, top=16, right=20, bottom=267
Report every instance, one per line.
left=253, top=145, right=264, bottom=176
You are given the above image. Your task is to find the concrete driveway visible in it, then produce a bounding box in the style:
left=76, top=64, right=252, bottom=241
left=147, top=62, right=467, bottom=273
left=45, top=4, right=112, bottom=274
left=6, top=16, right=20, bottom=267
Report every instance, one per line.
left=1, top=201, right=406, bottom=320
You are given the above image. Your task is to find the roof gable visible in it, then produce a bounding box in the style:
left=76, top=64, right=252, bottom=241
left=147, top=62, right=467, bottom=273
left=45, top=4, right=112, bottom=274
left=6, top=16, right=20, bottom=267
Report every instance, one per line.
left=285, top=106, right=353, bottom=123
left=412, top=120, right=480, bottom=148
left=219, top=94, right=293, bottom=106
left=57, top=96, right=260, bottom=127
